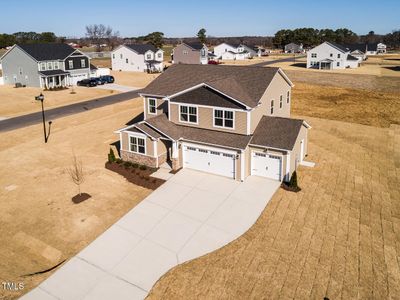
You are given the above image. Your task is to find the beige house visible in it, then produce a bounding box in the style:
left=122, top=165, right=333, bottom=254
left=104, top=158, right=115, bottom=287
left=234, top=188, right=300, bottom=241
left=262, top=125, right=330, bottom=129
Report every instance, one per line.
left=116, top=64, right=311, bottom=182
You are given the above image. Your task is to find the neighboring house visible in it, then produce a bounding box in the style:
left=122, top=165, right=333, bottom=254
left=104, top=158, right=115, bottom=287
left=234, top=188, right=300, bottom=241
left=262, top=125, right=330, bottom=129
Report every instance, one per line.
left=366, top=42, right=387, bottom=55
left=0, top=43, right=93, bottom=87
left=111, top=44, right=163, bottom=73
left=116, top=64, right=311, bottom=183
left=172, top=42, right=209, bottom=65
left=284, top=43, right=304, bottom=53
left=214, top=43, right=257, bottom=60
left=307, top=42, right=360, bottom=70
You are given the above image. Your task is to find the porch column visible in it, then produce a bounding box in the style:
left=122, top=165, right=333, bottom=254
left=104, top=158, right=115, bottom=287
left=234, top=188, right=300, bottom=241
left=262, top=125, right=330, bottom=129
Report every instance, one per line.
left=45, top=77, right=49, bottom=89
left=172, top=141, right=178, bottom=159
left=59, top=75, right=61, bottom=87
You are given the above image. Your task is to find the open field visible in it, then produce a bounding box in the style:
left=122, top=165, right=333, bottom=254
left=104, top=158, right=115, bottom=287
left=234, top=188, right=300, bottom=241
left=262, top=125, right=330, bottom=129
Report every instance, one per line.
left=91, top=57, right=111, bottom=68
left=162, top=44, right=174, bottom=62
left=111, top=70, right=160, bottom=87
left=291, top=82, right=400, bottom=128
left=0, top=96, right=151, bottom=300
left=0, top=85, right=118, bottom=118
left=148, top=116, right=400, bottom=300
left=286, top=70, right=400, bottom=93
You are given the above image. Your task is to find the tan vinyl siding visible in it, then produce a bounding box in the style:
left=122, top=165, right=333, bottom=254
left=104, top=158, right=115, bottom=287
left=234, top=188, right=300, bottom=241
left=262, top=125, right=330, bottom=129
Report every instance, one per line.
left=157, top=139, right=168, bottom=155
left=121, top=131, right=155, bottom=157
left=289, top=125, right=308, bottom=177
left=144, top=97, right=166, bottom=119
left=170, top=103, right=248, bottom=135
left=173, top=44, right=200, bottom=64
left=250, top=72, right=292, bottom=133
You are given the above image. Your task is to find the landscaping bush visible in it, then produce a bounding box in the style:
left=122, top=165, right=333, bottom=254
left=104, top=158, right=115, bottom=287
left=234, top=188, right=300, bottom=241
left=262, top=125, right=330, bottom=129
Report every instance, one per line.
left=123, top=161, right=132, bottom=168
left=132, top=163, right=139, bottom=168
left=289, top=171, right=298, bottom=189
left=108, top=148, right=116, bottom=163
left=139, top=165, right=147, bottom=170
left=115, top=158, right=123, bottom=164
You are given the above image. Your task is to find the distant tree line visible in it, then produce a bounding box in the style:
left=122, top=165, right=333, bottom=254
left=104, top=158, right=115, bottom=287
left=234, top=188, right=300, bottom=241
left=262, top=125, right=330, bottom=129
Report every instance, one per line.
left=272, top=27, right=400, bottom=49
left=0, top=31, right=63, bottom=48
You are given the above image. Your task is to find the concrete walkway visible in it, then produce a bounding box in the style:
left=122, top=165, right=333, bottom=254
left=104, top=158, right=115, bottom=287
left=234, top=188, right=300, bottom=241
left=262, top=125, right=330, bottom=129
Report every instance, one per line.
left=95, top=84, right=139, bottom=93
left=21, top=169, right=280, bottom=300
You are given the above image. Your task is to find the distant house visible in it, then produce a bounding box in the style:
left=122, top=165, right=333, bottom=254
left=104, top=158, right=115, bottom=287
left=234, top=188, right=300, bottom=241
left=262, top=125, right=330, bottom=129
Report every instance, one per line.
left=213, top=43, right=257, bottom=60
left=111, top=44, right=163, bottom=73
left=366, top=43, right=386, bottom=55
left=0, top=43, right=93, bottom=87
left=307, top=42, right=360, bottom=70
left=284, top=43, right=304, bottom=54
left=172, top=42, right=209, bottom=65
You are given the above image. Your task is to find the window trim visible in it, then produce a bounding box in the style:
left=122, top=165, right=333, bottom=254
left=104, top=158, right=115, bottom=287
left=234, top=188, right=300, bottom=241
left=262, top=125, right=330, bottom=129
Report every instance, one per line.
left=80, top=59, right=86, bottom=68
left=68, top=60, right=74, bottom=69
left=54, top=61, right=59, bottom=69
left=213, top=108, right=235, bottom=130
left=147, top=98, right=157, bottom=115
left=47, top=62, right=53, bottom=70
left=129, top=135, right=146, bottom=155
left=179, top=104, right=198, bottom=124
left=279, top=95, right=283, bottom=108
left=270, top=100, right=274, bottom=115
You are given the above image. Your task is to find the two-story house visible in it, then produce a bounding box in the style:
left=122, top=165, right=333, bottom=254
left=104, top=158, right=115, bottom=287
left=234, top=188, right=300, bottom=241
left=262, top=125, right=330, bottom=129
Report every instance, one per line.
left=213, top=43, right=257, bottom=60
left=307, top=42, right=360, bottom=70
left=0, top=43, right=92, bottom=88
left=111, top=44, right=164, bottom=73
left=172, top=42, right=209, bottom=65
left=116, top=64, right=311, bottom=182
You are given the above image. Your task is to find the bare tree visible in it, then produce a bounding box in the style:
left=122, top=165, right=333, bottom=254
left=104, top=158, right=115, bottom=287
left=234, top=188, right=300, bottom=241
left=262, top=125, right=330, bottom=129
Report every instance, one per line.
left=85, top=24, right=119, bottom=51
left=66, top=154, right=85, bottom=196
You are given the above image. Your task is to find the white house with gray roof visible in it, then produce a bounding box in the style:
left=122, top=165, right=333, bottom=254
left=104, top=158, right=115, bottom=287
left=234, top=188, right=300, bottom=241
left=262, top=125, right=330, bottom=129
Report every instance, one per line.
left=0, top=43, right=92, bottom=88
left=111, top=44, right=163, bottom=73
left=213, top=43, right=257, bottom=60
left=307, top=41, right=360, bottom=70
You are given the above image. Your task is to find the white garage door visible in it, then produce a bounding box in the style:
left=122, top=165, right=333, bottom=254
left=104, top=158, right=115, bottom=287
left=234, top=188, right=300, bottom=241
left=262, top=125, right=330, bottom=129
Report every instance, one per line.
left=183, top=144, right=236, bottom=178
left=70, top=73, right=88, bottom=85
left=251, top=152, right=282, bottom=181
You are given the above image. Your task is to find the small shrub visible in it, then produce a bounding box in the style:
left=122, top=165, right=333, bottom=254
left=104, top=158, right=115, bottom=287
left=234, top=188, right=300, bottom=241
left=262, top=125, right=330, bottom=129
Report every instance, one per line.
left=115, top=158, right=123, bottom=164
left=124, top=161, right=132, bottom=168
left=108, top=148, right=116, bottom=162
left=139, top=165, right=147, bottom=170
left=132, top=163, right=139, bottom=168
left=144, top=177, right=150, bottom=181
left=289, top=171, right=298, bottom=189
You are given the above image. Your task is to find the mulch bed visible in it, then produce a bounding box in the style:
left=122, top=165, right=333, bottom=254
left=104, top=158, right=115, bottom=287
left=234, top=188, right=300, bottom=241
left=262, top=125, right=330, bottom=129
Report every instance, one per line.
left=72, top=193, right=91, bottom=204
left=281, top=182, right=301, bottom=193
left=105, top=161, right=165, bottom=190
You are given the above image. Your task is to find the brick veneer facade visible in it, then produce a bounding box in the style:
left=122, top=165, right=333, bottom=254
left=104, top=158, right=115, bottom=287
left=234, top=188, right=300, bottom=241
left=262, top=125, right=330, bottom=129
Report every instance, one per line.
left=121, top=150, right=157, bottom=168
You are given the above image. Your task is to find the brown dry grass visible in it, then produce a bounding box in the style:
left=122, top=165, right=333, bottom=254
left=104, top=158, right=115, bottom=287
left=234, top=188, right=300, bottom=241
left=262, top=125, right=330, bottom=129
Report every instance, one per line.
left=0, top=85, right=118, bottom=118
left=0, top=97, right=151, bottom=300
left=111, top=70, right=160, bottom=88
left=147, top=117, right=400, bottom=300
left=91, top=57, right=111, bottom=69
left=291, top=83, right=400, bottom=128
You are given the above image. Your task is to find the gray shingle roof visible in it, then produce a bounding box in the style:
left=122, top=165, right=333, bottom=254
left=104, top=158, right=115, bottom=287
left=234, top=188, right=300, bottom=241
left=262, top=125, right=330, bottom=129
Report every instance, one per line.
left=39, top=70, right=70, bottom=76
left=250, top=116, right=304, bottom=151
left=18, top=43, right=76, bottom=61
left=184, top=42, right=205, bottom=50
left=125, top=44, right=159, bottom=54
left=326, top=42, right=349, bottom=53
left=141, top=64, right=283, bottom=108
left=347, top=54, right=359, bottom=61
left=170, top=85, right=246, bottom=109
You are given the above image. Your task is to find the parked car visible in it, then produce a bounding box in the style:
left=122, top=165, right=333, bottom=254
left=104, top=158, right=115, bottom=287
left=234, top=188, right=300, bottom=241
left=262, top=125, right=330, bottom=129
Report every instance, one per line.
left=208, top=60, right=220, bottom=65
left=92, top=77, right=105, bottom=85
left=99, top=75, right=115, bottom=83
left=77, top=78, right=98, bottom=87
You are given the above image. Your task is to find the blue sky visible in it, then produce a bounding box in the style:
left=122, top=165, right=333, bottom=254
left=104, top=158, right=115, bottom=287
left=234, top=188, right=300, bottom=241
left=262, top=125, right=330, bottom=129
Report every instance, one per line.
left=1, top=0, right=399, bottom=37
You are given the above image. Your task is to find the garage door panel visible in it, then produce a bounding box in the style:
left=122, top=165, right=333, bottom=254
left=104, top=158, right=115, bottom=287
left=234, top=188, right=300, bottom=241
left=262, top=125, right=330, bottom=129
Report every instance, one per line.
left=183, top=145, right=235, bottom=179
left=251, top=152, right=281, bottom=181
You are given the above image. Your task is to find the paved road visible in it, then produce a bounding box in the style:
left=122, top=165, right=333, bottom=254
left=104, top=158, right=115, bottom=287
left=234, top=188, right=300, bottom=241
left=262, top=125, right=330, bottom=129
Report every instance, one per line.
left=0, top=89, right=142, bottom=132
left=21, top=169, right=280, bottom=300
left=252, top=55, right=306, bottom=67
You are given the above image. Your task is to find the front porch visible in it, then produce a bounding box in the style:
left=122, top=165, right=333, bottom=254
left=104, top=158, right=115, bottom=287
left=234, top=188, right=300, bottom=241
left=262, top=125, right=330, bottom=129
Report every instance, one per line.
left=318, top=59, right=333, bottom=70
left=39, top=70, right=70, bottom=89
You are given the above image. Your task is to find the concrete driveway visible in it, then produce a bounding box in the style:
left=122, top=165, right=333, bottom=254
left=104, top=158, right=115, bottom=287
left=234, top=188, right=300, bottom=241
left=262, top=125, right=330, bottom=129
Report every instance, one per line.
left=21, top=169, right=280, bottom=300
left=95, top=84, right=139, bottom=92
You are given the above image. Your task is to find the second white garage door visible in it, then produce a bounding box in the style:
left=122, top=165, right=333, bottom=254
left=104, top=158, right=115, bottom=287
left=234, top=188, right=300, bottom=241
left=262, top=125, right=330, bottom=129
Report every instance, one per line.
left=183, top=144, right=236, bottom=178
left=251, top=152, right=282, bottom=181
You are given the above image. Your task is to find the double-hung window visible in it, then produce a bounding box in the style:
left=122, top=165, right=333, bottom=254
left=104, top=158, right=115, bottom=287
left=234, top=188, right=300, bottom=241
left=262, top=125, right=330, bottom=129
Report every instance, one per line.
left=130, top=136, right=145, bottom=154
left=47, top=62, right=53, bottom=70
left=54, top=61, right=59, bottom=69
left=146, top=53, right=152, bottom=60
left=311, top=53, right=317, bottom=58
left=270, top=100, right=274, bottom=115
left=148, top=98, right=156, bottom=114
left=81, top=59, right=86, bottom=68
left=214, top=109, right=234, bottom=128
left=180, top=105, right=197, bottom=123
left=40, top=63, right=46, bottom=71
left=157, top=52, right=162, bottom=59
left=68, top=60, right=74, bottom=69
left=280, top=95, right=283, bottom=108
left=337, top=53, right=341, bottom=58
left=287, top=91, right=290, bottom=103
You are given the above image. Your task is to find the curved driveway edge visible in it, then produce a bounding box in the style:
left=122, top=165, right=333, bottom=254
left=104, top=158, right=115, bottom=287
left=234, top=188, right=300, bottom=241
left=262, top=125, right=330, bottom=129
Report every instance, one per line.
left=20, top=169, right=280, bottom=300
